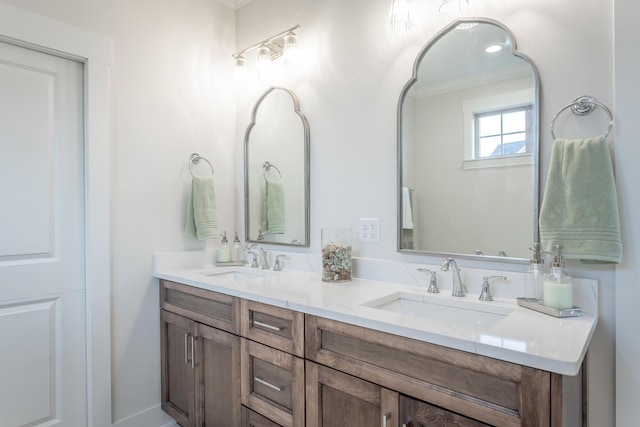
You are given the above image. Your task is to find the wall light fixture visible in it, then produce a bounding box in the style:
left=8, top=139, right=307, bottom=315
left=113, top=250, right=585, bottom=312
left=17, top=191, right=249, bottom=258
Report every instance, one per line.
left=439, top=0, right=470, bottom=15
left=232, top=24, right=301, bottom=79
left=389, top=0, right=415, bottom=33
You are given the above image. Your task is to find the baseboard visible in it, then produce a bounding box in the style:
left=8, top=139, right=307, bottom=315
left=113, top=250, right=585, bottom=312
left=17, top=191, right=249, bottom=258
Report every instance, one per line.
left=112, top=404, right=177, bottom=427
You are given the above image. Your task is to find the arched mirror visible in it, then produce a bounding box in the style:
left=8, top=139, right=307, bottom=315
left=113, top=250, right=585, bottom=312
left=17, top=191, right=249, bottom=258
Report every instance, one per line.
left=245, top=86, right=310, bottom=246
left=398, top=18, right=539, bottom=261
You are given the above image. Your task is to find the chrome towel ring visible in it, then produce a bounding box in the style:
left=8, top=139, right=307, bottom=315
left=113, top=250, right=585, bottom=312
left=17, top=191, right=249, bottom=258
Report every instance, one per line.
left=262, top=161, right=282, bottom=180
left=550, top=95, right=614, bottom=140
left=189, top=153, right=214, bottom=177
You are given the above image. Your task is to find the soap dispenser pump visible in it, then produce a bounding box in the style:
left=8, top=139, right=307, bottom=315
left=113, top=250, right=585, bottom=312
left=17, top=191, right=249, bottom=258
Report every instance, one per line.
left=542, top=245, right=573, bottom=310
left=217, top=231, right=231, bottom=263
left=232, top=232, right=243, bottom=263
left=524, top=243, right=546, bottom=301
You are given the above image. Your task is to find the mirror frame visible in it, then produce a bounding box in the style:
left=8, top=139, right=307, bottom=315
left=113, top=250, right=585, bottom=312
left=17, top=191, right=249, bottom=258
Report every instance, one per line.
left=397, top=17, right=540, bottom=263
left=244, top=86, right=311, bottom=247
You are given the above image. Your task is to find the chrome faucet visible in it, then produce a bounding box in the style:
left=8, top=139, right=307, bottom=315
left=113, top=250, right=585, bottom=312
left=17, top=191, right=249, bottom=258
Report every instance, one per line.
left=441, top=257, right=467, bottom=297
left=247, top=243, right=270, bottom=270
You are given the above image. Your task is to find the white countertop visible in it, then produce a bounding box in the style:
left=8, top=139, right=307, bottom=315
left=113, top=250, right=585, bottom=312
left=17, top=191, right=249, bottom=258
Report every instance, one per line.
left=153, top=251, right=598, bottom=376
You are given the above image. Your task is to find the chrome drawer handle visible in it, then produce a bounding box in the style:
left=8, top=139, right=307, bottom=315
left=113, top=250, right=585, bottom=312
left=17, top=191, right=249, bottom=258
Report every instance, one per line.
left=184, top=333, right=189, bottom=365
left=253, top=320, right=284, bottom=332
left=254, top=376, right=284, bottom=392
left=190, top=336, right=195, bottom=369
left=382, top=412, right=391, bottom=427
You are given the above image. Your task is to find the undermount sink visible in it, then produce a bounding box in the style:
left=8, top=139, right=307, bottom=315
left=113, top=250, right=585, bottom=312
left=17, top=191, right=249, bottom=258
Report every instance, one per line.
left=202, top=268, right=276, bottom=282
left=361, top=292, right=513, bottom=329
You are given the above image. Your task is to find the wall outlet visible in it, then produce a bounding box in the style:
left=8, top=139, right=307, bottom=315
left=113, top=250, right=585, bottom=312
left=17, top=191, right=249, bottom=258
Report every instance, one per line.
left=359, top=218, right=380, bottom=243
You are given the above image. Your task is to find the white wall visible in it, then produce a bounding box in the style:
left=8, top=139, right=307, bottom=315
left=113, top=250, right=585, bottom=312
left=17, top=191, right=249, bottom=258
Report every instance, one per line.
left=236, top=1, right=616, bottom=426
left=0, top=0, right=236, bottom=424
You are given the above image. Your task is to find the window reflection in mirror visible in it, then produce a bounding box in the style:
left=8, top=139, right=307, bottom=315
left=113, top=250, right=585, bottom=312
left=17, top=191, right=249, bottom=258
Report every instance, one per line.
left=398, top=19, right=539, bottom=261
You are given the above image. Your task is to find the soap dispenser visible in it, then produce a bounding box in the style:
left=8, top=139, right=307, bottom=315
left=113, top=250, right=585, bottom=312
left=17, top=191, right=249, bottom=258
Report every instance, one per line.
left=524, top=243, right=546, bottom=301
left=217, top=231, right=231, bottom=263
left=542, top=245, right=573, bottom=310
left=231, top=232, right=244, bottom=263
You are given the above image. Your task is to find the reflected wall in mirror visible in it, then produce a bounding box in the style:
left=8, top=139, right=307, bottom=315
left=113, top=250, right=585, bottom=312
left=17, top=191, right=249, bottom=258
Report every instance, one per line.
left=245, top=86, right=310, bottom=246
left=398, top=18, right=539, bottom=261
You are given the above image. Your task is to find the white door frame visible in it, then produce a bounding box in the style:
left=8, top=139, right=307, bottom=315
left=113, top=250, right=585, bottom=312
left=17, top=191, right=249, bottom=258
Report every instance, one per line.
left=0, top=3, right=112, bottom=426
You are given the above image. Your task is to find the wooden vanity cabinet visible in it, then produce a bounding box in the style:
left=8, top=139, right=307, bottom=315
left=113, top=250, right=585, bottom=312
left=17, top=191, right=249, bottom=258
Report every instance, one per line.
left=305, top=315, right=562, bottom=427
left=160, top=279, right=570, bottom=427
left=160, top=280, right=242, bottom=427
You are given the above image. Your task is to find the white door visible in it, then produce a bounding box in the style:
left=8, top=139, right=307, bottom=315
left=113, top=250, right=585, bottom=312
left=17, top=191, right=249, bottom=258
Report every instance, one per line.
left=0, top=39, right=87, bottom=426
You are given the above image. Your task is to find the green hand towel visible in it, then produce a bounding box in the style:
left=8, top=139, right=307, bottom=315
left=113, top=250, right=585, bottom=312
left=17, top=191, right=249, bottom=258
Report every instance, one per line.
left=263, top=179, right=285, bottom=234
left=185, top=176, right=219, bottom=240
left=539, top=136, right=622, bottom=263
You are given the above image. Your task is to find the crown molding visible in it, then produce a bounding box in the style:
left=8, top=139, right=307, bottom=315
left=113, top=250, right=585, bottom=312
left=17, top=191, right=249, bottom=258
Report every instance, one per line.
left=216, top=0, right=252, bottom=9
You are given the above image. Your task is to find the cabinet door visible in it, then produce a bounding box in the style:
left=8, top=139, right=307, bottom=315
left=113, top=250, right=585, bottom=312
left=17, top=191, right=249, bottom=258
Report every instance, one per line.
left=195, top=323, right=241, bottom=427
left=399, top=395, right=490, bottom=427
left=161, top=310, right=196, bottom=427
left=306, top=361, right=398, bottom=427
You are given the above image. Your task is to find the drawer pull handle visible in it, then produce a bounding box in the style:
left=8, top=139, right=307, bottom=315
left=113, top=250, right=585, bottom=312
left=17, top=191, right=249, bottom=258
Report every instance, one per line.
left=382, top=412, right=391, bottom=427
left=254, top=376, right=284, bottom=392
left=253, top=320, right=284, bottom=332
left=184, top=333, right=189, bottom=365
left=190, top=335, right=195, bottom=368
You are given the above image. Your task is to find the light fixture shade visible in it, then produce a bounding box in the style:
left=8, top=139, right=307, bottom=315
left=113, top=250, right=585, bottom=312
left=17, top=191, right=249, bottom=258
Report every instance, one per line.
left=284, top=32, right=297, bottom=51
left=439, top=0, right=470, bottom=15
left=389, top=0, right=415, bottom=33
left=233, top=55, right=247, bottom=82
left=234, top=55, right=246, bottom=70
left=256, top=45, right=273, bottom=76
left=283, top=32, right=301, bottom=72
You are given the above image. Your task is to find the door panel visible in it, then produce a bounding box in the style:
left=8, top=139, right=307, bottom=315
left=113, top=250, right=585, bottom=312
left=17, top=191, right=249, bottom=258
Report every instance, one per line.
left=306, top=361, right=399, bottom=427
left=161, top=310, right=195, bottom=427
left=197, top=322, right=241, bottom=427
left=0, top=39, right=86, bottom=426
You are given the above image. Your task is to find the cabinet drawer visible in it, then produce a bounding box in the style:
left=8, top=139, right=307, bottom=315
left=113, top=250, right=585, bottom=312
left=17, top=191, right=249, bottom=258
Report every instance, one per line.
left=242, top=406, right=283, bottom=427
left=160, top=280, right=240, bottom=334
left=306, top=315, right=553, bottom=427
left=241, top=339, right=304, bottom=427
left=241, top=299, right=304, bottom=357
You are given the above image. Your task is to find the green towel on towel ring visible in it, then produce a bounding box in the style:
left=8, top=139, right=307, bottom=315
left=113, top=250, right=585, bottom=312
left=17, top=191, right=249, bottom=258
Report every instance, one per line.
left=539, top=136, right=622, bottom=264
left=185, top=175, right=219, bottom=240
left=262, top=179, right=285, bottom=235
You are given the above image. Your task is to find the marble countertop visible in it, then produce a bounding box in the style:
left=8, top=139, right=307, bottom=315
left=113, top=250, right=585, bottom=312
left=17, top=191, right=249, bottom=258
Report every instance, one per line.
left=153, top=251, right=598, bottom=376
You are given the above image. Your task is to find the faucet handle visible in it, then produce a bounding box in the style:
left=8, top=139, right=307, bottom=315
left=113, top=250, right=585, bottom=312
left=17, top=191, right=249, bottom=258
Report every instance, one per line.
left=479, top=275, right=507, bottom=301
left=273, top=255, right=286, bottom=271
left=248, top=250, right=259, bottom=268
left=417, top=268, right=439, bottom=294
